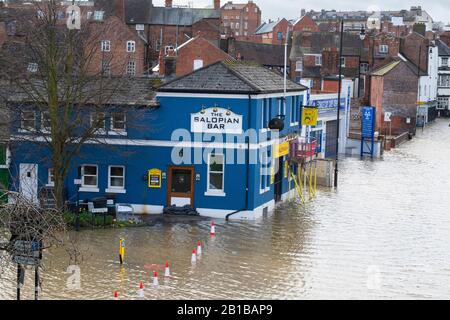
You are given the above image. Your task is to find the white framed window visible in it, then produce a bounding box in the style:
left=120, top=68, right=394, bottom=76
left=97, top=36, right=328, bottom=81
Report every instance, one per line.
left=259, top=147, right=271, bottom=193
left=278, top=98, right=285, bottom=116
left=379, top=45, right=389, bottom=54
left=47, top=168, right=54, bottom=186
left=296, top=59, right=303, bottom=72
left=315, top=55, right=322, bottom=66
left=437, top=97, right=449, bottom=110
left=41, top=111, right=51, bottom=132
left=193, top=59, right=204, bottom=70
left=91, top=112, right=106, bottom=133
left=230, top=22, right=234, bottom=29
left=255, top=7, right=258, bottom=13
left=236, top=22, right=240, bottom=29
left=235, top=32, right=239, bottom=36
left=101, top=60, right=111, bottom=75
left=107, top=165, right=125, bottom=193
left=340, top=57, right=346, bottom=67
left=27, top=62, right=38, bottom=73
left=93, top=10, right=104, bottom=21
left=442, top=57, right=449, bottom=67
left=111, top=112, right=126, bottom=132
left=439, top=75, right=450, bottom=87
left=20, top=111, right=36, bottom=131
left=205, top=153, right=225, bottom=196
left=126, top=61, right=136, bottom=76
left=101, top=40, right=110, bottom=52
left=126, top=41, right=136, bottom=53
left=244, top=22, right=248, bottom=30
left=81, top=165, right=98, bottom=188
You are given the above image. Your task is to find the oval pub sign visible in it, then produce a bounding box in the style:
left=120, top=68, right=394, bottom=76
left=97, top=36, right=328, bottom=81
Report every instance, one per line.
left=191, top=107, right=243, bottom=134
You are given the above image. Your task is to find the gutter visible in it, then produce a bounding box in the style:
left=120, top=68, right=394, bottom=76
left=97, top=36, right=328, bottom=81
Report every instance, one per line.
left=226, top=94, right=251, bottom=221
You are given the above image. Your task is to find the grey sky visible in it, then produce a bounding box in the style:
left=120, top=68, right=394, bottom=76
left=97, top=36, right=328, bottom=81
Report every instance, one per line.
left=153, top=0, right=450, bottom=24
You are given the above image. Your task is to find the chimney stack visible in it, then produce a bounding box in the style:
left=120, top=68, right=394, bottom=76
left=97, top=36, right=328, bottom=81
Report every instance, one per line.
left=115, top=0, right=125, bottom=21
left=165, top=0, right=173, bottom=8
left=214, top=0, right=221, bottom=10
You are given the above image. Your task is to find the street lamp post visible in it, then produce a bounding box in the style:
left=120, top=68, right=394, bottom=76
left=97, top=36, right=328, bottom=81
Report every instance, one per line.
left=334, top=21, right=366, bottom=188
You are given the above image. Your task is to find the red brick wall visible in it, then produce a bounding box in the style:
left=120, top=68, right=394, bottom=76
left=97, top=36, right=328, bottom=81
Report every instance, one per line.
left=221, top=1, right=261, bottom=37
left=400, top=33, right=428, bottom=73
left=370, top=62, right=419, bottom=135
left=293, top=15, right=319, bottom=33
left=88, top=16, right=145, bottom=76
left=270, top=19, right=291, bottom=45
left=0, top=22, right=6, bottom=48
left=174, top=37, right=232, bottom=77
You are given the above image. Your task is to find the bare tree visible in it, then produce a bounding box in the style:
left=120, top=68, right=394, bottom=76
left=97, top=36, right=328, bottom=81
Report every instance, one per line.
left=0, top=0, right=137, bottom=209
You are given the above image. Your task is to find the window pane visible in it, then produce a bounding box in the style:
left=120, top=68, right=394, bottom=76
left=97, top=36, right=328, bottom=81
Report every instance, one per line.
left=111, top=177, right=124, bottom=187
left=209, top=173, right=223, bottom=190
left=209, top=154, right=223, bottom=172
left=110, top=166, right=123, bottom=176
left=84, top=176, right=97, bottom=186
left=84, top=166, right=97, bottom=175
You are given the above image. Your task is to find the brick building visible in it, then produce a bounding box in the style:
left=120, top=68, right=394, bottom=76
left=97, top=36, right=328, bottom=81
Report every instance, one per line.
left=220, top=0, right=261, bottom=39
left=124, top=0, right=221, bottom=65
left=254, top=18, right=291, bottom=45
left=370, top=59, right=420, bottom=136
left=159, top=35, right=232, bottom=78
left=292, top=15, right=319, bottom=33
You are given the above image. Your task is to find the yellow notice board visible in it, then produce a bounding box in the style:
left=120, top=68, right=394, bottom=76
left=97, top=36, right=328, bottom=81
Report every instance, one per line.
left=148, top=169, right=162, bottom=188
left=274, top=141, right=290, bottom=158
left=302, top=107, right=319, bottom=126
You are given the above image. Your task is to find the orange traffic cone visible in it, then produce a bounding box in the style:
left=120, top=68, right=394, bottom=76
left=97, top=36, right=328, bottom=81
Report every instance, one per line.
left=197, top=240, right=202, bottom=256
left=191, top=249, right=197, bottom=264
left=138, top=281, right=144, bottom=298
left=164, top=261, right=171, bottom=277
left=210, top=220, right=216, bottom=237
left=153, top=271, right=159, bottom=287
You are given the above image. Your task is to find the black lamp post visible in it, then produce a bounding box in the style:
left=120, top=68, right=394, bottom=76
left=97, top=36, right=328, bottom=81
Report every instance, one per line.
left=334, top=21, right=366, bottom=188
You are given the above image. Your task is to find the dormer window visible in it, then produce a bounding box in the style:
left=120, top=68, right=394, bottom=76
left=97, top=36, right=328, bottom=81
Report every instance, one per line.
left=126, top=41, right=136, bottom=53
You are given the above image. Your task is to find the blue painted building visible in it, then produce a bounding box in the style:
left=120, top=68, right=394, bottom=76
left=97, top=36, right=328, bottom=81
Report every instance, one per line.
left=9, top=61, right=307, bottom=220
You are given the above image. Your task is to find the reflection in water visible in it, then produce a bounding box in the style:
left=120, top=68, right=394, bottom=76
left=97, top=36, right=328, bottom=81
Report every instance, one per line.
left=1, top=119, right=450, bottom=299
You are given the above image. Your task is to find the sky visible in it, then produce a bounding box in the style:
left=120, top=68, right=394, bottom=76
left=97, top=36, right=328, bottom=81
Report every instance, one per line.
left=153, top=0, right=450, bottom=24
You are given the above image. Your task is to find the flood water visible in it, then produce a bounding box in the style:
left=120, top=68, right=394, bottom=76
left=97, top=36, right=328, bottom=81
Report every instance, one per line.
left=1, top=119, right=450, bottom=300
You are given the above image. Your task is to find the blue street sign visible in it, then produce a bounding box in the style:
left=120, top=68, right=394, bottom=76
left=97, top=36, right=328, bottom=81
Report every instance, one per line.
left=361, top=106, right=375, bottom=139
left=361, top=106, right=376, bottom=159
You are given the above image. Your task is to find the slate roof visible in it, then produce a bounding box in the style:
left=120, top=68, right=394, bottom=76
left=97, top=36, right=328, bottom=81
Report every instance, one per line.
left=437, top=40, right=450, bottom=56
left=255, top=21, right=280, bottom=35
left=1, top=77, right=157, bottom=106
left=234, top=42, right=288, bottom=67
left=157, top=60, right=307, bottom=94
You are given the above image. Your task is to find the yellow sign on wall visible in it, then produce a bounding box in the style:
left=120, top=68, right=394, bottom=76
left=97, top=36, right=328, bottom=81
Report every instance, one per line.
left=302, top=107, right=319, bottom=126
left=148, top=169, right=162, bottom=188
left=274, top=142, right=290, bottom=158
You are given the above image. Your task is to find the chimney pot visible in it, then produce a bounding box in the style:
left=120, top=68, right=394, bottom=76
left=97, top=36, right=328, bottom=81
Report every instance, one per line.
left=165, top=0, right=173, bottom=8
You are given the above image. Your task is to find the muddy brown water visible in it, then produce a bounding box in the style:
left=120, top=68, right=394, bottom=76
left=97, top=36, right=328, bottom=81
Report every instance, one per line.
left=1, top=119, right=450, bottom=300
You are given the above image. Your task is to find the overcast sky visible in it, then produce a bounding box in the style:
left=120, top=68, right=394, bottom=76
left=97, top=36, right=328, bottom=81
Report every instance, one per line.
left=153, top=0, right=450, bottom=24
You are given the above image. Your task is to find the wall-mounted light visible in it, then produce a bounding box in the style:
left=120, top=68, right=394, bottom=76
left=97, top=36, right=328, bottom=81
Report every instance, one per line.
left=200, top=106, right=206, bottom=114
left=226, top=108, right=231, bottom=116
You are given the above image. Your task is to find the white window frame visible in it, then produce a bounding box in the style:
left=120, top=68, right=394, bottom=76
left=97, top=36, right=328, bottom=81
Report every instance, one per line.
left=46, top=168, right=55, bottom=187
left=20, top=111, right=36, bottom=132
left=90, top=112, right=106, bottom=135
left=27, top=62, right=38, bottom=73
left=259, top=148, right=271, bottom=194
left=101, top=40, right=110, bottom=52
left=290, top=96, right=299, bottom=126
left=205, top=153, right=226, bottom=197
left=109, top=112, right=127, bottom=136
left=193, top=59, right=204, bottom=71
left=315, top=55, right=322, bottom=66
left=41, top=111, right=51, bottom=133
left=126, top=41, right=136, bottom=53
left=261, top=98, right=269, bottom=132
left=340, top=57, right=346, bottom=67
left=379, top=44, right=389, bottom=54
left=442, top=57, right=449, bottom=67
left=80, top=165, right=99, bottom=192
left=296, top=59, right=303, bottom=72
left=126, top=61, right=136, bottom=76
left=106, top=165, right=126, bottom=193
left=93, top=10, right=104, bottom=21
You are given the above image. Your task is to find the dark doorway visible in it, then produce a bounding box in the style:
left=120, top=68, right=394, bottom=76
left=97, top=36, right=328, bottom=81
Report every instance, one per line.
left=274, top=157, right=283, bottom=203
left=325, top=120, right=338, bottom=159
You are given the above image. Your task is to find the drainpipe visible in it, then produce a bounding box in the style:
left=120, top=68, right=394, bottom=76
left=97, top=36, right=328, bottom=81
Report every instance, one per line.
left=226, top=94, right=251, bottom=221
